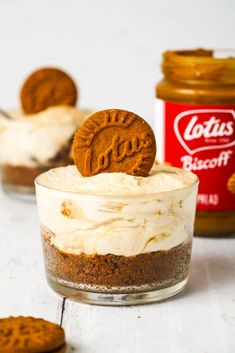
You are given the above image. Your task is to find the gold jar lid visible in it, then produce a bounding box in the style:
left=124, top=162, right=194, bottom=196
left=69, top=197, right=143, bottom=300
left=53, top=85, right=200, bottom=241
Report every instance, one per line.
left=162, top=49, right=235, bottom=84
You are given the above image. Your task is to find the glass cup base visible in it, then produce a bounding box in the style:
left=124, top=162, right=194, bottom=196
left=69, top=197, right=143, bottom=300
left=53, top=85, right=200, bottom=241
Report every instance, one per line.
left=2, top=182, right=36, bottom=201
left=47, top=275, right=188, bottom=306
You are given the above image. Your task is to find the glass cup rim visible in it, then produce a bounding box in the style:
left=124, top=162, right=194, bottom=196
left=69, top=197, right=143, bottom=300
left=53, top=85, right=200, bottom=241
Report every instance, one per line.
left=35, top=165, right=199, bottom=201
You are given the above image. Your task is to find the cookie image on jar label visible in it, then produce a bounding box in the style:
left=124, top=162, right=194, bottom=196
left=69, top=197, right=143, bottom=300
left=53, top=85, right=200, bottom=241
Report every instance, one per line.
left=227, top=173, right=235, bottom=196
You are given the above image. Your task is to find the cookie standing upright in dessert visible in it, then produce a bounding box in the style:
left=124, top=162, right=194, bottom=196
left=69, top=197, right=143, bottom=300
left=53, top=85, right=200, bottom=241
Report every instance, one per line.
left=0, top=67, right=92, bottom=197
left=72, top=109, right=156, bottom=176
left=35, top=108, right=198, bottom=305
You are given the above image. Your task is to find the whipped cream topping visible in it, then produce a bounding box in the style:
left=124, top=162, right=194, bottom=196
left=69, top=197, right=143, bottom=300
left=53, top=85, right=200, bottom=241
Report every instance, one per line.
left=36, top=165, right=198, bottom=256
left=0, top=106, right=89, bottom=167
left=36, top=164, right=196, bottom=195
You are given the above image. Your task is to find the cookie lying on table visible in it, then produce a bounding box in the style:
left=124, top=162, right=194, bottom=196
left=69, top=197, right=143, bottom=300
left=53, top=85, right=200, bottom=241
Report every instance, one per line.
left=0, top=316, right=66, bottom=353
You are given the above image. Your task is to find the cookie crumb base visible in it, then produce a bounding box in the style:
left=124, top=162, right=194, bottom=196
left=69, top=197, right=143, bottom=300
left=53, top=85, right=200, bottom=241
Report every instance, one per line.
left=42, top=229, right=192, bottom=304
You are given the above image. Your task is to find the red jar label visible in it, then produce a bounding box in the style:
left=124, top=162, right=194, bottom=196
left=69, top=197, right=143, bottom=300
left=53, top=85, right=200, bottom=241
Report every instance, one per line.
left=155, top=101, right=235, bottom=211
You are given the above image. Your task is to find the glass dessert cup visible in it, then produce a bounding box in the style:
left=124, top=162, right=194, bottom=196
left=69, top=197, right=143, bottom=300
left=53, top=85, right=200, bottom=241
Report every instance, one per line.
left=1, top=149, right=72, bottom=198
left=2, top=169, right=56, bottom=199
left=1, top=156, right=72, bottom=200
left=0, top=107, right=92, bottom=199
left=35, top=166, right=198, bottom=305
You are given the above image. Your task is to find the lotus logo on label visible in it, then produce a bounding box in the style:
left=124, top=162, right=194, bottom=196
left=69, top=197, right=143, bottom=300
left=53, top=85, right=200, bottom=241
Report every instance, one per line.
left=174, top=109, right=235, bottom=155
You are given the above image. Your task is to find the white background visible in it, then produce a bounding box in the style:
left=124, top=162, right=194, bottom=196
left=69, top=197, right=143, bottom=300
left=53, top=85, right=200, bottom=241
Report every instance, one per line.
left=0, top=0, right=235, bottom=124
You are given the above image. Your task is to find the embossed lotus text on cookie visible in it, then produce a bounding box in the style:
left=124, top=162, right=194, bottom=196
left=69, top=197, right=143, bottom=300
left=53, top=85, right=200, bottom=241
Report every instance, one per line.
left=20, top=67, right=77, bottom=114
left=72, top=109, right=156, bottom=177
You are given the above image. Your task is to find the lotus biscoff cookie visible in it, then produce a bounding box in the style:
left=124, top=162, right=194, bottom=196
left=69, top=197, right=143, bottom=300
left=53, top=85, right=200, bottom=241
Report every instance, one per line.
left=20, top=67, right=77, bottom=114
left=72, top=109, right=156, bottom=177
left=0, top=316, right=66, bottom=353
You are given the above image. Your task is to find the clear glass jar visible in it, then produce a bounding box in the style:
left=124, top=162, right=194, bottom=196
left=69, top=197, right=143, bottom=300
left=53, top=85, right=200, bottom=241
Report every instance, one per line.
left=1, top=165, right=43, bottom=197
left=0, top=107, right=92, bottom=198
left=1, top=163, right=69, bottom=197
left=35, top=166, right=198, bottom=305
left=155, top=49, right=235, bottom=236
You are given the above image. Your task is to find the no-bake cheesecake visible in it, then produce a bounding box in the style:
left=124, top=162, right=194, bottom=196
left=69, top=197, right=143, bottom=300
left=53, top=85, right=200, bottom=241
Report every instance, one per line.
left=0, top=106, right=88, bottom=193
left=35, top=109, right=198, bottom=304
left=0, top=67, right=92, bottom=195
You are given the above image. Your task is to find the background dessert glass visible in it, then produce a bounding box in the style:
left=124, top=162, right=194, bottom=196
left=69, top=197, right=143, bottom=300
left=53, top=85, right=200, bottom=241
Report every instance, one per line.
left=0, top=107, right=90, bottom=198
left=35, top=165, right=198, bottom=305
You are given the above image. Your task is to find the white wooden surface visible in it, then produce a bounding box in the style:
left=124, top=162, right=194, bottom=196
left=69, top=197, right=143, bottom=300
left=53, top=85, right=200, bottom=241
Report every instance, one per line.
left=0, top=187, right=235, bottom=353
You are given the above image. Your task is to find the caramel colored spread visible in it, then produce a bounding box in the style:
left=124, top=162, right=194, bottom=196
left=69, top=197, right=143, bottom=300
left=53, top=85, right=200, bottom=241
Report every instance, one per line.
left=156, top=49, right=235, bottom=236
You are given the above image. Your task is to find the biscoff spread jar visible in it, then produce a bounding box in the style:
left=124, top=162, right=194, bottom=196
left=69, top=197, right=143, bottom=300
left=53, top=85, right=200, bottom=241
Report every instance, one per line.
left=155, top=49, right=235, bottom=236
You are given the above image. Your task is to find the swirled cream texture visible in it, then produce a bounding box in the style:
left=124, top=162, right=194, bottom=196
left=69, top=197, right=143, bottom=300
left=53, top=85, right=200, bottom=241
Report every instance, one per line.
left=36, top=165, right=198, bottom=256
left=0, top=106, right=89, bottom=167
